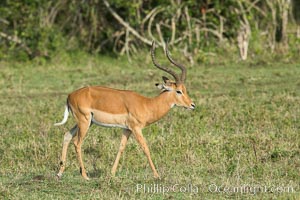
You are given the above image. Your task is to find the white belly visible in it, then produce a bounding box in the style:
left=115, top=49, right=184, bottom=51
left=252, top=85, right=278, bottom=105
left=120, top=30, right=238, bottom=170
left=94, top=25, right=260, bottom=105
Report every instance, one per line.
left=91, top=109, right=128, bottom=129
left=91, top=117, right=128, bottom=129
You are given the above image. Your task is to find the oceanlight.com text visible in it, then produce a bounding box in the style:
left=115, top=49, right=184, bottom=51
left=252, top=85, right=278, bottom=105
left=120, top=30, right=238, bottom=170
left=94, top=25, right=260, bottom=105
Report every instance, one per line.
left=208, top=183, right=295, bottom=195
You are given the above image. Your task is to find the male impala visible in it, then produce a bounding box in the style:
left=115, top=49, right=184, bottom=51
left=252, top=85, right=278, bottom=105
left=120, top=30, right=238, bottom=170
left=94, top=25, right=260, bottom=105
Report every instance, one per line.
left=54, top=42, right=195, bottom=180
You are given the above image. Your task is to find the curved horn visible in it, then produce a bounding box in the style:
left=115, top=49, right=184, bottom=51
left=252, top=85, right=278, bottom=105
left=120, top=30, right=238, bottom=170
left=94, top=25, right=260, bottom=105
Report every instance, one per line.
left=165, top=41, right=186, bottom=83
left=151, top=41, right=180, bottom=83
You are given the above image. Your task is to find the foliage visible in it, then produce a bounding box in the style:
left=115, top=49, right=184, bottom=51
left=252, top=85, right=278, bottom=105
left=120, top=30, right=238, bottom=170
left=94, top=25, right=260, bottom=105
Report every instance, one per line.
left=0, top=0, right=299, bottom=61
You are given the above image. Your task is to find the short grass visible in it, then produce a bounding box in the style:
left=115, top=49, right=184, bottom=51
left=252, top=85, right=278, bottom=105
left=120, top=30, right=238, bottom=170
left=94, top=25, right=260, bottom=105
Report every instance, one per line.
left=0, top=51, right=299, bottom=199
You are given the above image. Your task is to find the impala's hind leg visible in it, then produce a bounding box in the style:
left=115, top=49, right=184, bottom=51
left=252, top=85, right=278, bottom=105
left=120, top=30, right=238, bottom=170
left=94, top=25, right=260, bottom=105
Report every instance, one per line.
left=57, top=125, right=78, bottom=179
left=111, top=129, right=131, bottom=176
left=73, top=116, right=91, bottom=180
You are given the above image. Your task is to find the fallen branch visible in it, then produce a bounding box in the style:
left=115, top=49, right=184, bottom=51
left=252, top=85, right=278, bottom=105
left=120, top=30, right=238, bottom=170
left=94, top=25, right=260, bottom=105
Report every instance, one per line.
left=156, top=23, right=165, bottom=47
left=170, top=17, right=176, bottom=44
left=199, top=28, right=223, bottom=41
left=237, top=1, right=251, bottom=60
left=243, top=0, right=267, bottom=17
left=0, top=18, right=9, bottom=25
left=125, top=28, right=132, bottom=62
left=147, top=7, right=164, bottom=46
left=141, top=7, right=160, bottom=36
left=113, top=30, right=125, bottom=53
left=184, top=6, right=192, bottom=45
left=103, top=0, right=152, bottom=46
left=237, top=25, right=250, bottom=60
left=0, top=31, right=32, bottom=56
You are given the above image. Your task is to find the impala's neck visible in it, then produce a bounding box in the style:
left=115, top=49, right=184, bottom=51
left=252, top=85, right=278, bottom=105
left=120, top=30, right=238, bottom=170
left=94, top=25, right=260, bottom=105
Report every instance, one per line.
left=145, top=91, right=175, bottom=125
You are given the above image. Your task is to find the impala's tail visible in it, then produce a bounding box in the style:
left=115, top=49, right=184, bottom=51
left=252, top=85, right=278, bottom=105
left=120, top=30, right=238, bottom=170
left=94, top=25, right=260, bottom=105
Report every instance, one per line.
left=54, top=105, right=69, bottom=126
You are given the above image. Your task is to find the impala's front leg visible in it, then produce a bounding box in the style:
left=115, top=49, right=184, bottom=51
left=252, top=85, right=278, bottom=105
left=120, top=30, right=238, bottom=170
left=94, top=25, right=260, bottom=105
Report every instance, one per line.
left=57, top=125, right=78, bottom=179
left=132, top=128, right=160, bottom=179
left=111, top=129, right=131, bottom=176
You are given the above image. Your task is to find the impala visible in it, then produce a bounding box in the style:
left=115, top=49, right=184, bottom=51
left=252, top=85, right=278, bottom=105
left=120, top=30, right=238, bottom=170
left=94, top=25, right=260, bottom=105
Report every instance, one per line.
left=54, top=41, right=195, bottom=180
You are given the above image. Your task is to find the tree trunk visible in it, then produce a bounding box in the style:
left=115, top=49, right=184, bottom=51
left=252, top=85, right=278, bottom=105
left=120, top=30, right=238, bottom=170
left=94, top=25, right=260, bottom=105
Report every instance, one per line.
left=280, top=0, right=291, bottom=51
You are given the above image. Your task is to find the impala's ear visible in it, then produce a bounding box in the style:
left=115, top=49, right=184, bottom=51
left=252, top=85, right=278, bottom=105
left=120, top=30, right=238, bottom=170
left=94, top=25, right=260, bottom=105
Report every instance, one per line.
left=155, top=76, right=173, bottom=90
left=155, top=81, right=173, bottom=91
left=155, top=83, right=164, bottom=90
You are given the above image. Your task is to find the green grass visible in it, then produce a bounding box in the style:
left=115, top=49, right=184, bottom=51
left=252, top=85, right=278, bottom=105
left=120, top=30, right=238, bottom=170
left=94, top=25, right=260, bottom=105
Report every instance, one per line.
left=0, top=52, right=299, bottom=199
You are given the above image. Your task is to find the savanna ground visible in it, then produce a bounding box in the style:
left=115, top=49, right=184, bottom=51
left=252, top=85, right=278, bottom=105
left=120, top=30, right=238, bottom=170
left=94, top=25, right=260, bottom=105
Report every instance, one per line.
left=0, top=51, right=299, bottom=199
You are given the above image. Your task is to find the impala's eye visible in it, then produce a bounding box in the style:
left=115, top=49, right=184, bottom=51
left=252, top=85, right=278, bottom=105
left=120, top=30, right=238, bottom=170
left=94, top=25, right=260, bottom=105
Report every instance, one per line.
left=176, top=90, right=183, bottom=95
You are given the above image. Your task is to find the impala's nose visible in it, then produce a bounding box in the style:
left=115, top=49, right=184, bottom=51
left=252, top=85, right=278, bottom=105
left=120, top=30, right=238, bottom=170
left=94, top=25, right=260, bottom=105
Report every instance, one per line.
left=190, top=103, right=195, bottom=110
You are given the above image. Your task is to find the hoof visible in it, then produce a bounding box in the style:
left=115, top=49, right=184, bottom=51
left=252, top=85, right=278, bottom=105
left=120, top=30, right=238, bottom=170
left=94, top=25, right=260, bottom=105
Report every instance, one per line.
left=82, top=175, right=90, bottom=180
left=154, top=173, right=161, bottom=179
left=111, top=171, right=116, bottom=177
left=56, top=173, right=62, bottom=180
left=80, top=168, right=90, bottom=180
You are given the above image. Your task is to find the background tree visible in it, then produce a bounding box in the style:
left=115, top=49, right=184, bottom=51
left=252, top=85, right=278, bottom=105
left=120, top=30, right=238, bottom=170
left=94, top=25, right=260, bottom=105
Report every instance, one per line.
left=0, top=0, right=298, bottom=61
